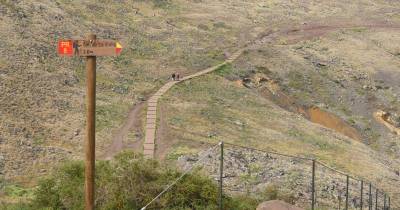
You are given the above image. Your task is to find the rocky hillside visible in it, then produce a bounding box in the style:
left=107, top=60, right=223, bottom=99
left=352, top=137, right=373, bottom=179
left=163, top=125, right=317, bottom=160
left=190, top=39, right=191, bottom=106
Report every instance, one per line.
left=155, top=0, right=400, bottom=206
left=0, top=0, right=262, bottom=182
left=1, top=0, right=400, bottom=207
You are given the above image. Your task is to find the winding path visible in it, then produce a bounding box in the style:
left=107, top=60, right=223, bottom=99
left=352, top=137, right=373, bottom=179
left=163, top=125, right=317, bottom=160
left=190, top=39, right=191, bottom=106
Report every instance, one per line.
left=143, top=50, right=244, bottom=157
left=142, top=21, right=400, bottom=158
left=103, top=20, right=400, bottom=159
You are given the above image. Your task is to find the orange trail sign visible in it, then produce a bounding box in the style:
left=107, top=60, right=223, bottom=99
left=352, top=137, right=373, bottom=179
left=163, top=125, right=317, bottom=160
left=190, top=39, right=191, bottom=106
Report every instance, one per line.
left=58, top=39, right=123, bottom=57
left=58, top=40, right=74, bottom=56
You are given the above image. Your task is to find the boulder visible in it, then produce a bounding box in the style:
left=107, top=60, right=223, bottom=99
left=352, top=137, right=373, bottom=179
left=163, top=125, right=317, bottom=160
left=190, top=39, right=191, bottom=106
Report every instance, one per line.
left=256, top=200, right=304, bottom=210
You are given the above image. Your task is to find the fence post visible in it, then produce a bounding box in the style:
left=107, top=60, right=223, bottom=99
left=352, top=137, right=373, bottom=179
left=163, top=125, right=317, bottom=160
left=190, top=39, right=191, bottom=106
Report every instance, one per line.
left=345, top=175, right=349, bottom=210
left=388, top=196, right=390, bottom=210
left=375, top=189, right=378, bottom=210
left=369, top=183, right=372, bottom=210
left=311, top=159, right=315, bottom=210
left=219, top=142, right=224, bottom=210
left=360, top=180, right=363, bottom=210
left=384, top=194, right=386, bottom=210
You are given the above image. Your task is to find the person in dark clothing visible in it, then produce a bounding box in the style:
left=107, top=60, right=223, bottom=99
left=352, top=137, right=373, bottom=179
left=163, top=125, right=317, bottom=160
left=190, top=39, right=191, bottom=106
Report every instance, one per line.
left=176, top=73, right=180, bottom=81
left=171, top=73, right=176, bottom=81
left=73, top=41, right=79, bottom=55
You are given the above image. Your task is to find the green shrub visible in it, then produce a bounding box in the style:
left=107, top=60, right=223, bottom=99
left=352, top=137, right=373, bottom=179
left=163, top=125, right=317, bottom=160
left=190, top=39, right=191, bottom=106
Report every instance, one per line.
left=0, top=203, right=34, bottom=210
left=4, top=185, right=34, bottom=198
left=214, top=64, right=233, bottom=76
left=261, top=184, right=297, bottom=204
left=263, top=184, right=279, bottom=200
left=152, top=0, right=171, bottom=8
left=26, top=151, right=256, bottom=210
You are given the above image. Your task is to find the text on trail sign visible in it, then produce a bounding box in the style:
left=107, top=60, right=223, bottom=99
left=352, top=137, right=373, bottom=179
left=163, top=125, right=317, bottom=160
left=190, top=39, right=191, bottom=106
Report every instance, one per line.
left=58, top=39, right=123, bottom=56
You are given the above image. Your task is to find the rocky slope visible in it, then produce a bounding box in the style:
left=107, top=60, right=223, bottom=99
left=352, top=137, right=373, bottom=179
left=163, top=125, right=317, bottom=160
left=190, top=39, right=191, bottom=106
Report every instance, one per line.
left=0, top=0, right=261, bottom=182
left=1, top=0, right=400, bottom=207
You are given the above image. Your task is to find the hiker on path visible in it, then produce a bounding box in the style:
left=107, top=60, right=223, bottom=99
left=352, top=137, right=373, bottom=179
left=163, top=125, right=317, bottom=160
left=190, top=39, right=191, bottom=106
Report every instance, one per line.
left=171, top=73, right=176, bottom=81
left=176, top=73, right=180, bottom=81
left=73, top=41, right=79, bottom=55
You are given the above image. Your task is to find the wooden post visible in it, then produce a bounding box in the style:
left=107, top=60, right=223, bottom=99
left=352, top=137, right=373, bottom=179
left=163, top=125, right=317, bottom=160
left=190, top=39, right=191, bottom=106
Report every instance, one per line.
left=384, top=194, right=387, bottom=210
left=345, top=175, right=349, bottom=210
left=360, top=180, right=363, bottom=210
left=85, top=34, right=96, bottom=210
left=369, top=183, right=372, bottom=210
left=219, top=142, right=224, bottom=210
left=311, top=159, right=316, bottom=210
left=375, top=189, right=378, bottom=210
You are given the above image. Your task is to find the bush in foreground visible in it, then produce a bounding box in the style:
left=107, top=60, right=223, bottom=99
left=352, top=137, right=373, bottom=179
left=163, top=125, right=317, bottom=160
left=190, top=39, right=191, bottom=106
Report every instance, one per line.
left=22, top=151, right=256, bottom=210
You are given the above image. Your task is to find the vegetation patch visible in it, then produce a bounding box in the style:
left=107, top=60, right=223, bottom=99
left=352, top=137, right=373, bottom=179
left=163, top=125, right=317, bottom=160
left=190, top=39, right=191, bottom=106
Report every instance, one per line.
left=3, top=185, right=34, bottom=199
left=166, top=146, right=199, bottom=160
left=349, top=27, right=368, bottom=33
left=151, top=0, right=172, bottom=8
left=96, top=103, right=129, bottom=131
left=3, top=152, right=257, bottom=210
left=214, top=63, right=233, bottom=77
left=261, top=184, right=297, bottom=204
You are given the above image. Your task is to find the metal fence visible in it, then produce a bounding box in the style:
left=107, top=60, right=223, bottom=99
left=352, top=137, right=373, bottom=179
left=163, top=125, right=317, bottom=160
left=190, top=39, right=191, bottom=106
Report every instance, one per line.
left=141, top=142, right=397, bottom=210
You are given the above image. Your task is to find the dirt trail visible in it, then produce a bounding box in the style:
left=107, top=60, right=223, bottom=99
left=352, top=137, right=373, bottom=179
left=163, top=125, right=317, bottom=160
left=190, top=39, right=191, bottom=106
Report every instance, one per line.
left=253, top=20, right=400, bottom=46
left=101, top=102, right=145, bottom=160
left=104, top=20, right=400, bottom=159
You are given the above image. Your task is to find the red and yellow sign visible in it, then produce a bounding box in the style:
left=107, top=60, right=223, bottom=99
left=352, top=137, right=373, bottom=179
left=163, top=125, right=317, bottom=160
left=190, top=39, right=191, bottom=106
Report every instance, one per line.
left=57, top=39, right=123, bottom=57
left=115, top=42, right=122, bottom=55
left=58, top=40, right=74, bottom=56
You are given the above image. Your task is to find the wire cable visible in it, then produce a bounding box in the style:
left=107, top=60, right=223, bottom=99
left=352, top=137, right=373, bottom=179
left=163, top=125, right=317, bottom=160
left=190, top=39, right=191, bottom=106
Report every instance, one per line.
left=223, top=142, right=395, bottom=201
left=224, top=142, right=313, bottom=161
left=140, top=142, right=221, bottom=210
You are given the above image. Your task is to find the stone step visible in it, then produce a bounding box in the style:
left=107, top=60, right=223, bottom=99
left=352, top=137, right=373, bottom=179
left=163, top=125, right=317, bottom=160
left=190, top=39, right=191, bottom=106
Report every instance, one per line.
left=144, top=149, right=154, bottom=157
left=148, top=102, right=157, bottom=107
left=147, top=107, right=157, bottom=111
left=146, top=118, right=156, bottom=124
left=144, top=143, right=155, bottom=150
left=146, top=114, right=157, bottom=119
left=146, top=123, right=156, bottom=129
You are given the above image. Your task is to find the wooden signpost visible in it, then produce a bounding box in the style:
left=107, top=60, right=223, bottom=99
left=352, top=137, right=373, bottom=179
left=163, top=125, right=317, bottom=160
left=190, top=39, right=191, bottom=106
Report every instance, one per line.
left=58, top=34, right=122, bottom=210
left=58, top=38, right=123, bottom=57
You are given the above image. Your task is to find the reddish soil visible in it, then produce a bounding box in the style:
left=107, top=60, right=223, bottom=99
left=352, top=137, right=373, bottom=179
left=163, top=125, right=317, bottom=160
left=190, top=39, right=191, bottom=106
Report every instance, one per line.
left=307, top=107, right=362, bottom=141
left=258, top=78, right=362, bottom=141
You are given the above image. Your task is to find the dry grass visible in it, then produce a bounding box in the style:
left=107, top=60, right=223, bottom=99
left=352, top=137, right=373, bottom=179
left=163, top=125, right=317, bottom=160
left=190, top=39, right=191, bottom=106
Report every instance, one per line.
left=1, top=0, right=400, bottom=205
left=157, top=16, right=400, bottom=202
left=161, top=66, right=400, bottom=202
